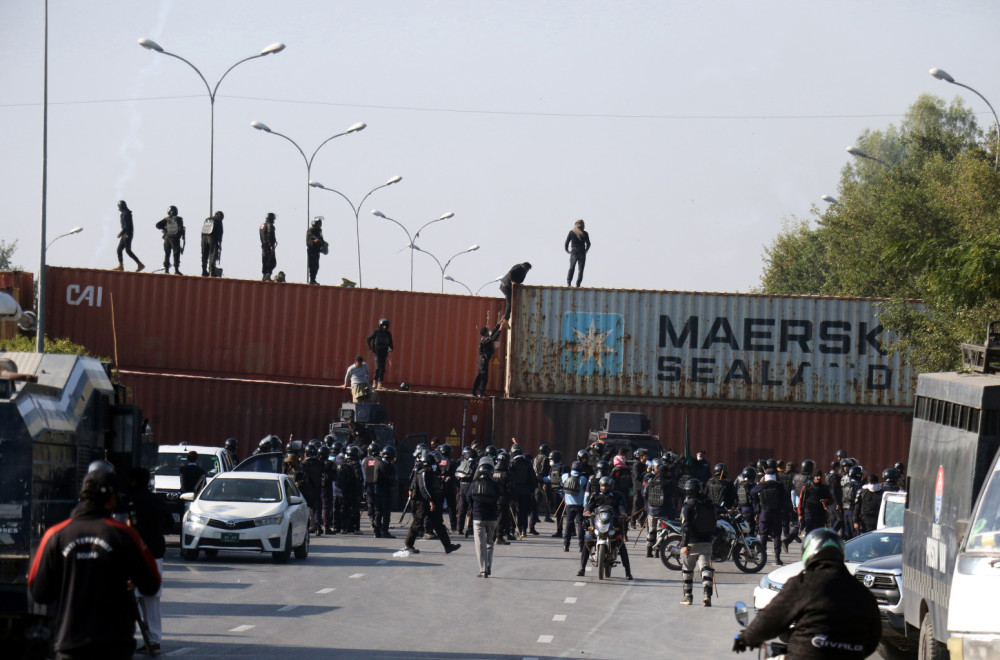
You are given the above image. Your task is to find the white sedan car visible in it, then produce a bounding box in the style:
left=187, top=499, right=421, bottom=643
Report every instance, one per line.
left=180, top=471, right=310, bottom=563
left=753, top=526, right=903, bottom=610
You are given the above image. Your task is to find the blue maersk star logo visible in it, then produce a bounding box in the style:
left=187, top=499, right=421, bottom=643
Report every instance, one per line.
left=560, top=312, right=623, bottom=377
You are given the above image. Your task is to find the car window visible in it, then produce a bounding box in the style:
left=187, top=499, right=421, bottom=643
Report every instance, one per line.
left=200, top=478, right=281, bottom=503
left=883, top=499, right=904, bottom=528
left=200, top=455, right=221, bottom=477
left=845, top=532, right=903, bottom=562
left=285, top=479, right=301, bottom=499
left=965, top=470, right=1000, bottom=552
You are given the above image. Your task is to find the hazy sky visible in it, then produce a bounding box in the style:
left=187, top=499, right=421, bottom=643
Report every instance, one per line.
left=3, top=1, right=999, bottom=294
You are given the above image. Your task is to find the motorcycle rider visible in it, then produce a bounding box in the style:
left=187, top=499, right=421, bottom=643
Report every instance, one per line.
left=679, top=477, right=717, bottom=606
left=733, top=528, right=881, bottom=659
left=579, top=476, right=633, bottom=580
left=643, top=463, right=677, bottom=558
left=750, top=469, right=787, bottom=565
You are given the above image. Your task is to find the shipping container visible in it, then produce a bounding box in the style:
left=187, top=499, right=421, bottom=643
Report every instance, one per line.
left=45, top=267, right=506, bottom=394
left=507, top=286, right=917, bottom=409
left=120, top=369, right=911, bottom=477
left=0, top=272, right=34, bottom=311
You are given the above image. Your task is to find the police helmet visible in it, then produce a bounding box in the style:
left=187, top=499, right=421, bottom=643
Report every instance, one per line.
left=269, top=435, right=282, bottom=454
left=801, top=528, right=845, bottom=570
left=800, top=459, right=815, bottom=476
left=570, top=461, right=584, bottom=473
left=538, top=443, right=550, bottom=455
left=484, top=445, right=498, bottom=457
left=323, top=435, right=335, bottom=448
left=835, top=449, right=847, bottom=460
left=848, top=466, right=864, bottom=481
left=765, top=458, right=778, bottom=471
left=664, top=450, right=678, bottom=463
left=318, top=445, right=331, bottom=459
left=439, top=444, right=452, bottom=458
left=380, top=446, right=396, bottom=461
left=713, top=462, right=727, bottom=478
left=168, top=205, right=178, bottom=215
left=305, top=444, right=318, bottom=458
left=577, top=449, right=590, bottom=462
left=599, top=476, right=614, bottom=491
left=224, top=438, right=238, bottom=452
left=413, top=442, right=429, bottom=458
left=266, top=212, right=276, bottom=221
left=88, top=459, right=115, bottom=474
left=893, top=462, right=905, bottom=473
left=346, top=445, right=362, bottom=459
left=461, top=446, right=474, bottom=459
left=840, top=458, right=853, bottom=470
left=311, top=216, right=323, bottom=227
left=635, top=448, right=649, bottom=459
left=595, top=460, right=611, bottom=476
left=882, top=467, right=901, bottom=485
left=475, top=462, right=493, bottom=478
left=367, top=442, right=379, bottom=457
left=683, top=478, right=701, bottom=495
left=428, top=450, right=444, bottom=466
left=478, top=456, right=495, bottom=468
left=549, top=450, right=562, bottom=464
left=510, top=445, right=523, bottom=457
left=650, top=458, right=663, bottom=471
left=494, top=453, right=510, bottom=470
left=331, top=441, right=345, bottom=455
left=258, top=437, right=273, bottom=453
left=741, top=466, right=758, bottom=482
left=656, top=464, right=669, bottom=479
left=379, top=318, right=390, bottom=327
left=785, top=461, right=796, bottom=471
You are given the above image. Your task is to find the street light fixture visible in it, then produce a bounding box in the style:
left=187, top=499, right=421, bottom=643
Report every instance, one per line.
left=309, top=175, right=402, bottom=287
left=252, top=121, right=366, bottom=280
left=475, top=277, right=504, bottom=295
left=371, top=209, right=456, bottom=291
left=930, top=67, right=1000, bottom=171
left=410, top=243, right=480, bottom=293
left=36, top=224, right=83, bottom=352
left=821, top=195, right=838, bottom=204
left=443, top=275, right=473, bottom=295
left=846, top=145, right=890, bottom=168
left=139, top=38, right=285, bottom=216
left=46, top=226, right=83, bottom=250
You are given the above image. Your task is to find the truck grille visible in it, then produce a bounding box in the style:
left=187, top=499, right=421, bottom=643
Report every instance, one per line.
left=855, top=571, right=900, bottom=605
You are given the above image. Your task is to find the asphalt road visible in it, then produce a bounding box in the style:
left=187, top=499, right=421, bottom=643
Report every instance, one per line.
left=158, top=517, right=775, bottom=659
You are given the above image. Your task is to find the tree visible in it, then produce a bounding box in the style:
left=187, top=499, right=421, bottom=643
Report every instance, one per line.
left=0, top=239, right=17, bottom=271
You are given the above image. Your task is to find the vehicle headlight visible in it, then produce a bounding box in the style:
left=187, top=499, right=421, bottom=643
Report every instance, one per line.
left=255, top=514, right=284, bottom=527
left=186, top=512, right=210, bottom=526
left=952, top=633, right=1000, bottom=660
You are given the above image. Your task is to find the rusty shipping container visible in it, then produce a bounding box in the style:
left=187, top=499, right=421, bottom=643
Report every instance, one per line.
left=507, top=286, right=917, bottom=409
left=45, top=267, right=506, bottom=393
left=119, top=370, right=496, bottom=460
left=0, top=272, right=33, bottom=342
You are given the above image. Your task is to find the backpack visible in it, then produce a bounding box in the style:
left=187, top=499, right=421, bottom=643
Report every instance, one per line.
left=758, top=482, right=783, bottom=512
left=455, top=457, right=475, bottom=480
left=646, top=478, right=665, bottom=507
left=550, top=464, right=564, bottom=488
left=533, top=454, right=549, bottom=479
left=737, top=482, right=751, bottom=506
left=612, top=466, right=632, bottom=495
left=691, top=498, right=717, bottom=538
left=201, top=217, right=215, bottom=236
left=165, top=217, right=180, bottom=237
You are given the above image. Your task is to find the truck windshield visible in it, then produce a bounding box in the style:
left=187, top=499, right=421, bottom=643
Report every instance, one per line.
left=965, top=468, right=1000, bottom=553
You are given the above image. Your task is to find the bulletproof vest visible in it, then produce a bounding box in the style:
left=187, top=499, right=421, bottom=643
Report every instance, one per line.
left=533, top=454, right=549, bottom=479
left=563, top=473, right=582, bottom=494
left=301, top=457, right=323, bottom=488
left=259, top=223, right=273, bottom=247
left=705, top=478, right=725, bottom=506
left=509, top=461, right=533, bottom=489
left=337, top=460, right=360, bottom=490
left=164, top=217, right=180, bottom=237
left=372, top=329, right=392, bottom=348
left=827, top=472, right=843, bottom=499
left=646, top=478, right=665, bottom=507
left=778, top=471, right=796, bottom=492
left=455, top=457, right=475, bottom=480
left=612, top=467, right=632, bottom=494
left=802, top=483, right=827, bottom=514
left=549, top=464, right=564, bottom=487
left=842, top=479, right=858, bottom=509
left=201, top=217, right=215, bottom=236
left=758, top=481, right=783, bottom=512
left=363, top=457, right=378, bottom=484
left=860, top=488, right=883, bottom=518
left=688, top=497, right=717, bottom=539
left=470, top=477, right=499, bottom=503
left=792, top=473, right=808, bottom=494
left=374, top=459, right=394, bottom=487
left=736, top=481, right=751, bottom=506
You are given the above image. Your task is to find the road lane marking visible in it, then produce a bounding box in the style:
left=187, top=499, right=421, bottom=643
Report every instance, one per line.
left=537, top=635, right=554, bottom=643
left=316, top=588, right=336, bottom=594
left=229, top=624, right=255, bottom=632
left=564, top=597, right=577, bottom=604
left=166, top=649, right=194, bottom=656
left=553, top=614, right=567, bottom=621
left=376, top=559, right=389, bottom=565
left=277, top=605, right=298, bottom=612
left=573, top=581, right=586, bottom=586
left=349, top=573, right=365, bottom=578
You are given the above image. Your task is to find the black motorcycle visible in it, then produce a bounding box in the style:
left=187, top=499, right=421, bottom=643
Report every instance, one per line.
left=733, top=600, right=788, bottom=657
left=659, top=509, right=767, bottom=573
left=585, top=505, right=624, bottom=580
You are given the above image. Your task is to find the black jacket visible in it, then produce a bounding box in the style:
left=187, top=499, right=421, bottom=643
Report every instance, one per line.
left=500, top=262, right=530, bottom=288
left=741, top=560, right=881, bottom=659
left=127, top=488, right=172, bottom=559
left=479, top=323, right=502, bottom=361
left=565, top=229, right=591, bottom=253
left=28, top=507, right=161, bottom=656
left=680, top=494, right=717, bottom=545
left=470, top=475, right=501, bottom=521
left=704, top=476, right=736, bottom=509
left=367, top=327, right=394, bottom=352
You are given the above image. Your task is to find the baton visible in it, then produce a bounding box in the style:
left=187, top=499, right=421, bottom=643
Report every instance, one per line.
left=553, top=499, right=565, bottom=520
left=132, top=591, right=153, bottom=653
left=632, top=517, right=648, bottom=549
left=398, top=495, right=412, bottom=524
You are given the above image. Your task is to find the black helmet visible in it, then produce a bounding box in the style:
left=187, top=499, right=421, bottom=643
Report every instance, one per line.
left=495, top=453, right=510, bottom=470
left=801, top=528, right=845, bottom=570
left=88, top=459, right=115, bottom=474
left=461, top=446, right=474, bottom=459
left=367, top=442, right=379, bottom=456
left=331, top=441, right=345, bottom=455
left=571, top=461, right=584, bottom=473
left=380, top=446, right=396, bottom=460
left=475, top=462, right=493, bottom=478
left=713, top=462, right=727, bottom=478
left=323, top=435, right=335, bottom=448
left=413, top=442, right=429, bottom=458
left=599, top=476, right=614, bottom=491
left=835, top=449, right=847, bottom=460
left=549, top=450, right=562, bottom=464
left=319, top=445, right=331, bottom=459
left=765, top=458, right=778, bottom=471
left=258, top=437, right=273, bottom=453
left=840, top=458, right=853, bottom=469
left=801, top=459, right=815, bottom=476
left=882, top=467, right=901, bottom=485
left=741, top=466, right=758, bottom=482
left=538, top=443, right=550, bottom=455
left=168, top=205, right=178, bottom=215
left=664, top=450, right=678, bottom=463
left=510, top=445, right=523, bottom=457
left=268, top=435, right=282, bottom=453
left=312, top=216, right=323, bottom=227
left=266, top=212, right=276, bottom=221
left=439, top=444, right=452, bottom=458
left=848, top=466, right=864, bottom=481
left=305, top=444, right=318, bottom=458
left=893, top=462, right=905, bottom=473
left=595, top=460, right=611, bottom=477
left=428, top=450, right=444, bottom=466
left=346, top=445, right=362, bottom=459
left=576, top=449, right=589, bottom=462
left=379, top=318, right=390, bottom=327
left=484, top=445, right=498, bottom=457
left=224, top=438, right=238, bottom=452
left=635, top=448, right=649, bottom=459
left=683, top=478, right=701, bottom=495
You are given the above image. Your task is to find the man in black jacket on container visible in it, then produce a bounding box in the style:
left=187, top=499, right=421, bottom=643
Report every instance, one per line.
left=499, top=262, right=531, bottom=322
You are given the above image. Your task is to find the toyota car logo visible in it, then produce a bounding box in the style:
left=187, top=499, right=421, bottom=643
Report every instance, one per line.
left=226, top=521, right=236, bottom=528
left=166, top=492, right=180, bottom=501
left=863, top=574, right=875, bottom=588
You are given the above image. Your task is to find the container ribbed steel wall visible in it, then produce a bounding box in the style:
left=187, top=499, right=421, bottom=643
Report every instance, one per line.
left=0, top=272, right=33, bottom=342
left=46, top=267, right=505, bottom=393
left=507, top=286, right=916, bottom=408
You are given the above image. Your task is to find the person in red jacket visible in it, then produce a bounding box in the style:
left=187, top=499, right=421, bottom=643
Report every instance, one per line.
left=29, top=468, right=161, bottom=659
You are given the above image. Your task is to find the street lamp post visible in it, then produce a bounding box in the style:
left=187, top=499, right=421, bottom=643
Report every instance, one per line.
left=371, top=210, right=455, bottom=291
left=252, top=121, right=366, bottom=281
left=475, top=277, right=503, bottom=295
left=36, top=226, right=83, bottom=352
left=443, top=275, right=473, bottom=295
left=930, top=67, right=1000, bottom=171
left=846, top=145, right=890, bottom=168
left=47, top=226, right=83, bottom=251
left=309, top=176, right=402, bottom=287
left=139, top=38, right=285, bottom=217
left=410, top=243, right=480, bottom=293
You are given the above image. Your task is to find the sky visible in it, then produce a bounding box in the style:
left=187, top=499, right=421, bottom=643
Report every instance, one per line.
left=2, top=1, right=999, bottom=294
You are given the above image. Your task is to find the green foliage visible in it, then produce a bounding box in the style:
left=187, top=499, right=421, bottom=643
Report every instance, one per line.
left=0, top=240, right=17, bottom=271
left=759, top=93, right=1000, bottom=371
left=0, top=334, right=97, bottom=357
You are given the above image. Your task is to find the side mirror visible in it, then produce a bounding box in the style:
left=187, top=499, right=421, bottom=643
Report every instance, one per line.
left=289, top=495, right=303, bottom=505
left=734, top=600, right=749, bottom=627
left=179, top=492, right=194, bottom=502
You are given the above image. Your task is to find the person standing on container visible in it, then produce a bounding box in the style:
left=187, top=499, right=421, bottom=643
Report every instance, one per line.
left=499, top=262, right=531, bottom=323
left=306, top=216, right=326, bottom=285
left=564, top=219, right=591, bottom=287
left=344, top=355, right=374, bottom=403
left=471, top=320, right=505, bottom=396
left=200, top=211, right=224, bottom=277
left=113, top=200, right=144, bottom=272
left=155, top=205, right=185, bottom=275
left=260, top=212, right=278, bottom=281
left=366, top=318, right=394, bottom=390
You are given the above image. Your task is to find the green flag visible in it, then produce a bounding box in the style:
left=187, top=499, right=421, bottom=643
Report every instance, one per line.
left=682, top=414, right=691, bottom=466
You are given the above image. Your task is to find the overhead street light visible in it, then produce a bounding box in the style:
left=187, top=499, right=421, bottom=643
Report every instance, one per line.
left=846, top=145, right=890, bottom=168
left=821, top=195, right=838, bottom=204
left=138, top=38, right=285, bottom=216
left=410, top=243, right=480, bottom=293
left=46, top=226, right=83, bottom=250
left=475, top=276, right=504, bottom=295
left=443, top=275, right=473, bottom=295
left=371, top=209, right=456, bottom=291
left=930, top=67, right=999, bottom=171
left=252, top=121, right=366, bottom=281
left=309, top=175, right=402, bottom=287
left=37, top=224, right=83, bottom=352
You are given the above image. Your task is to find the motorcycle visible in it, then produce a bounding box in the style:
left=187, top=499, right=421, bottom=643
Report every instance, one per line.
left=658, top=508, right=767, bottom=573
left=586, top=505, right=623, bottom=579
left=733, top=600, right=788, bottom=657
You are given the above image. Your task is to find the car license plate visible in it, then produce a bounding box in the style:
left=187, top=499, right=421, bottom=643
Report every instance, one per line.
left=221, top=532, right=239, bottom=543
left=172, top=513, right=180, bottom=522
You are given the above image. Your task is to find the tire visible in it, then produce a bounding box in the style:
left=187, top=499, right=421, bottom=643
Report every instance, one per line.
left=181, top=548, right=199, bottom=561
left=659, top=534, right=683, bottom=571
left=203, top=549, right=219, bottom=559
left=733, top=539, right=767, bottom=573
left=597, top=545, right=607, bottom=580
left=272, top=528, right=292, bottom=564
left=294, top=528, right=310, bottom=560
left=918, top=614, right=946, bottom=660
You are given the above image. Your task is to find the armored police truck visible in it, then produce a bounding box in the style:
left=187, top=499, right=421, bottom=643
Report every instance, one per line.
left=0, top=351, right=143, bottom=651
left=901, top=328, right=1000, bottom=659
left=586, top=411, right=663, bottom=462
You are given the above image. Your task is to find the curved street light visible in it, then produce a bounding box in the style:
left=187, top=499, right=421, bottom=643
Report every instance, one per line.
left=252, top=120, right=366, bottom=280
left=443, top=275, right=473, bottom=295
left=821, top=194, right=838, bottom=205
left=46, top=226, right=83, bottom=251
left=371, top=209, right=455, bottom=291
left=410, top=243, right=480, bottom=293
left=309, top=175, right=401, bottom=287
left=930, top=67, right=999, bottom=171
left=846, top=145, right=890, bottom=168
left=139, top=38, right=285, bottom=216
left=475, top=276, right=504, bottom=295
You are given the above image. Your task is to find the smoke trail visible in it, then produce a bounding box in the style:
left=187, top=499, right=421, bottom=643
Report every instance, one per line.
left=90, top=1, right=172, bottom=266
